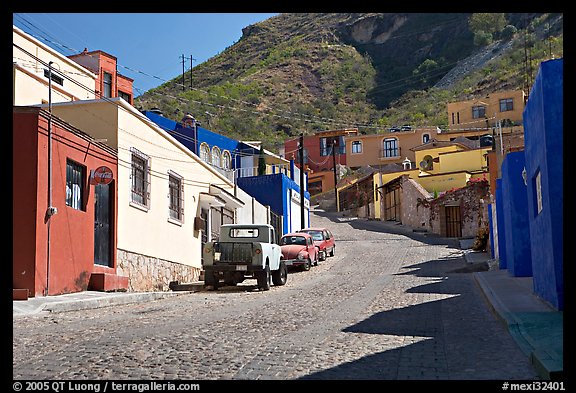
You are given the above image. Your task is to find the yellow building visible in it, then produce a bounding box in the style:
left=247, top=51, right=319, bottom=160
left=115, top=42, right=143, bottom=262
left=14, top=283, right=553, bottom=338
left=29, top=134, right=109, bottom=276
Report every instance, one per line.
left=446, top=89, right=526, bottom=131
left=339, top=139, right=490, bottom=221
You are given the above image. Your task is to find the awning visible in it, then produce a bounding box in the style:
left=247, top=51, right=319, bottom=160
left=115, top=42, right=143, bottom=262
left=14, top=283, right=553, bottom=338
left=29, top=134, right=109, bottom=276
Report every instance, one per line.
left=198, top=193, right=226, bottom=209
left=208, top=184, right=245, bottom=209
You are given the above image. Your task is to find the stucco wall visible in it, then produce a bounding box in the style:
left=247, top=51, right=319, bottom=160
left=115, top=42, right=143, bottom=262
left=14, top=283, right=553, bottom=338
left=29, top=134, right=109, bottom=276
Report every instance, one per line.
left=501, top=151, right=532, bottom=277
left=523, top=58, right=563, bottom=310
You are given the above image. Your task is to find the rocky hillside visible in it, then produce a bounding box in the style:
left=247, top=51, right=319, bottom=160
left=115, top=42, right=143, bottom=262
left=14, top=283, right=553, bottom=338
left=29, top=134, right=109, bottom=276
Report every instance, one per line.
left=135, top=13, right=562, bottom=150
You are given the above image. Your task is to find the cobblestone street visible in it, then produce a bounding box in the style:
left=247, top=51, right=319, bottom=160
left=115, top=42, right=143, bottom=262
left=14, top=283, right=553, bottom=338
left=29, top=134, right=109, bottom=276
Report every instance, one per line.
left=13, top=210, right=540, bottom=380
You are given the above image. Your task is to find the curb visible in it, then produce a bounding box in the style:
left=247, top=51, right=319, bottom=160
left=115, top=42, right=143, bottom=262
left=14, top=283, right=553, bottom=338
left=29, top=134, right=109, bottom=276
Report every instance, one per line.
left=43, top=292, right=189, bottom=313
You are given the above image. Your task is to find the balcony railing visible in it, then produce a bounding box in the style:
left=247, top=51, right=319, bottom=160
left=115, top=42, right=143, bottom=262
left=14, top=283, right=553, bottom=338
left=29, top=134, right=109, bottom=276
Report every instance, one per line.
left=379, top=147, right=401, bottom=159
left=235, top=164, right=293, bottom=180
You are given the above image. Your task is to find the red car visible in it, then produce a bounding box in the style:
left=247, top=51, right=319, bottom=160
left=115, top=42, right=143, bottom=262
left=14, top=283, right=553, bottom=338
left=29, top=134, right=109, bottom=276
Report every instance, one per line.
left=298, top=228, right=335, bottom=262
left=279, top=232, right=319, bottom=271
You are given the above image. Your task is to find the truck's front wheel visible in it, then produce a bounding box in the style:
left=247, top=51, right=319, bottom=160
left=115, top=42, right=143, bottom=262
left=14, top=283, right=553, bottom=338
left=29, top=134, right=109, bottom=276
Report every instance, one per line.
left=257, top=265, right=271, bottom=291
left=272, top=261, right=288, bottom=286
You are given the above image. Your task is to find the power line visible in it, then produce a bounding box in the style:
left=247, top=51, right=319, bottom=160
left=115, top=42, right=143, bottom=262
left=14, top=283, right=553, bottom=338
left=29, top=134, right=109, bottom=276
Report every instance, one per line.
left=13, top=15, right=468, bottom=132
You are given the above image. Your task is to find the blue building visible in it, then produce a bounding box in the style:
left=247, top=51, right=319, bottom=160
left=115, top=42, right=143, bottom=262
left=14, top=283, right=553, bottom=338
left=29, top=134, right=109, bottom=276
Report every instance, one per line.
left=142, top=109, right=310, bottom=236
left=500, top=151, right=532, bottom=277
left=238, top=173, right=311, bottom=236
left=523, top=58, right=563, bottom=310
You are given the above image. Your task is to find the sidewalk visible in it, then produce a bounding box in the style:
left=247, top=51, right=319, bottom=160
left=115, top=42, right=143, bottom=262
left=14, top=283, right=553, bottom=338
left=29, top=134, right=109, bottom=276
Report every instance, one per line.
left=459, top=241, right=563, bottom=381
left=12, top=290, right=192, bottom=317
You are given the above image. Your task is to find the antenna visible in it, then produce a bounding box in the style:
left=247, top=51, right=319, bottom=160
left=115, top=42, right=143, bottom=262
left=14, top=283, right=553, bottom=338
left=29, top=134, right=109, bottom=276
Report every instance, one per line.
left=419, top=155, right=433, bottom=171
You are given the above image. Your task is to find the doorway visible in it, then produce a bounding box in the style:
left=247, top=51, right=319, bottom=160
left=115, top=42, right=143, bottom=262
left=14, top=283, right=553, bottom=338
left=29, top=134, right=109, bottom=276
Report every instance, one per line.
left=94, top=183, right=112, bottom=266
left=445, top=205, right=462, bottom=238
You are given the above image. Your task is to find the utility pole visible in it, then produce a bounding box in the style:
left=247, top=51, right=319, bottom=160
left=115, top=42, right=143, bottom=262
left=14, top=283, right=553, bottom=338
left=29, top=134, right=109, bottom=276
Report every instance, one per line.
left=332, top=139, right=338, bottom=212
left=299, top=133, right=305, bottom=230
left=190, top=55, right=194, bottom=89
left=181, top=54, right=185, bottom=91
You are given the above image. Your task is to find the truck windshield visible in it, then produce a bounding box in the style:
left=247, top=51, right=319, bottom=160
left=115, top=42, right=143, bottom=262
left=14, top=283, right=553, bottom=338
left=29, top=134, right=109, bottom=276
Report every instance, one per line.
left=229, top=228, right=259, bottom=238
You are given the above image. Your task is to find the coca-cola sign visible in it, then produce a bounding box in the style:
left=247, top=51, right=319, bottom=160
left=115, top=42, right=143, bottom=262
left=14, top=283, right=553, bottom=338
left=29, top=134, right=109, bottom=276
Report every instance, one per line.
left=91, top=166, right=114, bottom=185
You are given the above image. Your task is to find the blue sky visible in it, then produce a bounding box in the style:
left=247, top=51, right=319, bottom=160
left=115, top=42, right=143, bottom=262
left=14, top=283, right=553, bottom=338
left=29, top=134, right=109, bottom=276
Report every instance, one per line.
left=13, top=13, right=279, bottom=97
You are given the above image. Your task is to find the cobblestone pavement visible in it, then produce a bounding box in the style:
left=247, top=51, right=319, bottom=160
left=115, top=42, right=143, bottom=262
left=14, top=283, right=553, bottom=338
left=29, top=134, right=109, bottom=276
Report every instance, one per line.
left=13, top=211, right=540, bottom=381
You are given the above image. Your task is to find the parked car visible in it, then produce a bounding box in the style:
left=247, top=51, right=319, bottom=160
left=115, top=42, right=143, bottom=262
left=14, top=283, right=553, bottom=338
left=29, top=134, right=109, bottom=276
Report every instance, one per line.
left=298, top=227, right=335, bottom=262
left=279, top=232, right=319, bottom=271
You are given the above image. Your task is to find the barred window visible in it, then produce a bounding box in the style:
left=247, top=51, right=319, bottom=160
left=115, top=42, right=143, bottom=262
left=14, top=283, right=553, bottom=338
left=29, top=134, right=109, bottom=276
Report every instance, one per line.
left=66, top=159, right=85, bottom=210
left=168, top=171, right=184, bottom=223
left=130, top=148, right=150, bottom=208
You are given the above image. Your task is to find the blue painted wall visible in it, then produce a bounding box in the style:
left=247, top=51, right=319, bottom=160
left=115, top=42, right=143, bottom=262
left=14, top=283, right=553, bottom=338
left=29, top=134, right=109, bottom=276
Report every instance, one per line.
left=501, top=151, right=532, bottom=277
left=143, top=110, right=246, bottom=170
left=494, top=179, right=507, bottom=269
left=523, top=58, right=563, bottom=310
left=238, top=173, right=310, bottom=235
left=487, top=204, right=495, bottom=259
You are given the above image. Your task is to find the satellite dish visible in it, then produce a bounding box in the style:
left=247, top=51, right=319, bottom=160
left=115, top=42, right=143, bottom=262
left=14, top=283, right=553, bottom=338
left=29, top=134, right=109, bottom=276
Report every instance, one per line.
left=419, top=155, right=433, bottom=170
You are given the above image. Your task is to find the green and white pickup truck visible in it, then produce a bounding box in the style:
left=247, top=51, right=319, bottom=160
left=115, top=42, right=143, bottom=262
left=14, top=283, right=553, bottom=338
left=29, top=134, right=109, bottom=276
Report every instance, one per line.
left=202, top=223, right=288, bottom=291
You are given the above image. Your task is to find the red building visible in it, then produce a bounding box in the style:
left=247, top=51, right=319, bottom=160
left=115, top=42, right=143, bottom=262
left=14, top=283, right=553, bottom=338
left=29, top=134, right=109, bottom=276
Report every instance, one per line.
left=68, top=49, right=134, bottom=105
left=13, top=106, right=127, bottom=299
left=284, top=128, right=358, bottom=195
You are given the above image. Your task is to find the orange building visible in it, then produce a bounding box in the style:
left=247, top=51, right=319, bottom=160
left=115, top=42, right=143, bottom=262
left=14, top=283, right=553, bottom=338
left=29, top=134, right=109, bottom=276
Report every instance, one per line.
left=284, top=128, right=358, bottom=196
left=345, top=127, right=439, bottom=170
left=13, top=107, right=127, bottom=298
left=68, top=49, right=134, bottom=105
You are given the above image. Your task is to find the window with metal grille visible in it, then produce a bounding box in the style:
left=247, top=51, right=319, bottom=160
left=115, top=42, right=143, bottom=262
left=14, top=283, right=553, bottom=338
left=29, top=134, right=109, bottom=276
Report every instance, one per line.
left=66, top=159, right=85, bottom=210
left=168, top=171, right=184, bottom=222
left=130, top=148, right=150, bottom=208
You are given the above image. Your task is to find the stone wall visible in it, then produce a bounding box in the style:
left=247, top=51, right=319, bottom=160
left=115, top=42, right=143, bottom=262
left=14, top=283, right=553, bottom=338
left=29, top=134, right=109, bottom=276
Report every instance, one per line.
left=429, top=179, right=490, bottom=238
left=401, top=176, right=432, bottom=231
left=117, top=249, right=201, bottom=292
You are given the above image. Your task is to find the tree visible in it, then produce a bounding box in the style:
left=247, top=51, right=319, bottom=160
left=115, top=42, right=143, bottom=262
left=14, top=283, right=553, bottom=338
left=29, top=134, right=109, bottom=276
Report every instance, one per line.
left=469, top=13, right=507, bottom=35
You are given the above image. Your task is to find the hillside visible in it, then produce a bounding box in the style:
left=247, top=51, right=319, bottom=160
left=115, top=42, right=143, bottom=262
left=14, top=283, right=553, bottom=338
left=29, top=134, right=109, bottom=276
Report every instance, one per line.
left=134, top=13, right=563, bottom=151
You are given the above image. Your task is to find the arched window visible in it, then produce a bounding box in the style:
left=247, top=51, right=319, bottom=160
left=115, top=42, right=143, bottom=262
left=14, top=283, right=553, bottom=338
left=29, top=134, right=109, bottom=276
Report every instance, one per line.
left=221, top=150, right=232, bottom=170
left=211, top=146, right=221, bottom=168
left=422, top=133, right=430, bottom=144
left=200, top=143, right=210, bottom=163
